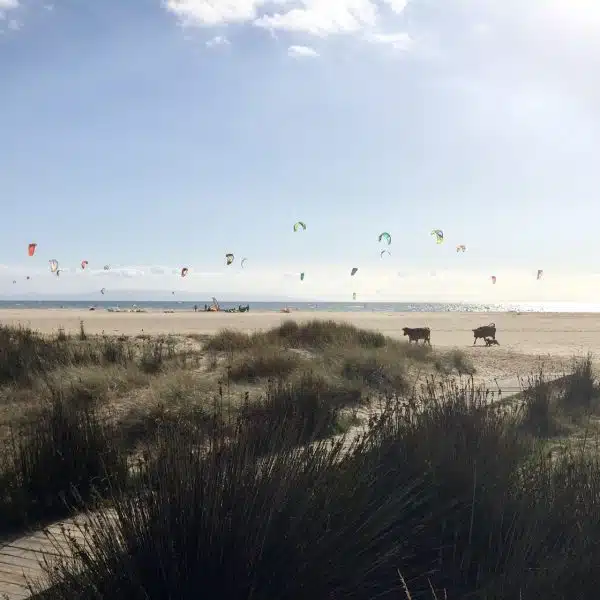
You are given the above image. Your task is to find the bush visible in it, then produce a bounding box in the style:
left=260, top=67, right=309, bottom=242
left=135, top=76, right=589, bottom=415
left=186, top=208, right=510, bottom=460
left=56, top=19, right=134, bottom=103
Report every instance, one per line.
left=238, top=372, right=363, bottom=451
left=271, top=319, right=387, bottom=350
left=342, top=348, right=408, bottom=395
left=0, top=392, right=127, bottom=536
left=228, top=348, right=302, bottom=382
left=33, top=411, right=434, bottom=600
left=558, top=353, right=598, bottom=414
left=204, top=329, right=254, bottom=353
left=520, top=370, right=562, bottom=437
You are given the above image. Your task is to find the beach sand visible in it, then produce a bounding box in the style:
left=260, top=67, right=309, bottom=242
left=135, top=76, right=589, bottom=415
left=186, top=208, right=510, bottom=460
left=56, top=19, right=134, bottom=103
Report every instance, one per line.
left=1, top=309, right=598, bottom=389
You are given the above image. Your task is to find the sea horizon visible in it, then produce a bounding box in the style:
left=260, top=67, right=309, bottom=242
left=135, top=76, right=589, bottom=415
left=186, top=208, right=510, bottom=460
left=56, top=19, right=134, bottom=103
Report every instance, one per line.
left=2, top=300, right=600, bottom=313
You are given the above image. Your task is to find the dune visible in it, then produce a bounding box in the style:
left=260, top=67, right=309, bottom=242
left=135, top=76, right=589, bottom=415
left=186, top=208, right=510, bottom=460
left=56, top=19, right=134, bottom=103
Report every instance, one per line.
left=0, top=308, right=596, bottom=357
left=0, top=308, right=597, bottom=389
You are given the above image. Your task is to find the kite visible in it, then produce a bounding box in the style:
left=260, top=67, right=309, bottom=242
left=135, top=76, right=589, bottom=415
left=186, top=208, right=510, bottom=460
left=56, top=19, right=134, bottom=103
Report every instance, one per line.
left=293, top=221, right=306, bottom=232
left=104, top=265, right=110, bottom=271
left=241, top=258, right=248, bottom=268
left=81, top=260, right=88, bottom=270
left=456, top=244, right=466, bottom=253
left=491, top=275, right=497, bottom=285
left=378, top=232, right=391, bottom=245
left=28, top=243, right=37, bottom=257
left=380, top=250, right=391, bottom=258
left=537, top=269, right=543, bottom=280
left=225, top=253, right=234, bottom=266
left=431, top=230, right=444, bottom=244
left=300, top=272, right=305, bottom=281
left=101, top=288, right=106, bottom=295
left=181, top=267, right=189, bottom=277
left=352, top=292, right=357, bottom=300
left=49, top=259, right=59, bottom=274
left=351, top=267, right=358, bottom=276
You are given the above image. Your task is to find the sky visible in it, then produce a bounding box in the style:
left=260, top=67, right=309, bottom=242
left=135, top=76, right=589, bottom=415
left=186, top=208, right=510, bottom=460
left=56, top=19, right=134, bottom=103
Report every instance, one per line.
left=2, top=0, right=600, bottom=302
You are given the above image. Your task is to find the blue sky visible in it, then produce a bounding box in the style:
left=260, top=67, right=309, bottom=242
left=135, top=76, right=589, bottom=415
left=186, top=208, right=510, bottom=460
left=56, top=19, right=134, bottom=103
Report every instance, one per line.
left=2, top=0, right=600, bottom=301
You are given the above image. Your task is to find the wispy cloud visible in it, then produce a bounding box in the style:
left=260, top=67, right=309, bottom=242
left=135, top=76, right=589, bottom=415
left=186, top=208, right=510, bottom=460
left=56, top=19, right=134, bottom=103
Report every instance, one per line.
left=163, top=0, right=413, bottom=55
left=287, top=45, right=319, bottom=58
left=0, top=0, right=53, bottom=33
left=365, top=31, right=412, bottom=50
left=205, top=34, right=229, bottom=47
left=0, top=0, right=17, bottom=24
left=0, top=0, right=19, bottom=10
left=4, top=262, right=600, bottom=303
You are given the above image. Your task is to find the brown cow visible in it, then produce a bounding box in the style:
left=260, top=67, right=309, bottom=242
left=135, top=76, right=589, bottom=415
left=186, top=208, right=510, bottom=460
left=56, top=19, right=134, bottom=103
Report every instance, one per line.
left=402, top=327, right=431, bottom=345
left=473, top=323, right=496, bottom=345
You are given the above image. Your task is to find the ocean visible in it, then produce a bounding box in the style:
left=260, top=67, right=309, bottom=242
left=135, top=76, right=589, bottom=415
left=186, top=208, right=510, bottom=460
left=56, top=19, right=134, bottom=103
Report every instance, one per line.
left=1, top=300, right=600, bottom=313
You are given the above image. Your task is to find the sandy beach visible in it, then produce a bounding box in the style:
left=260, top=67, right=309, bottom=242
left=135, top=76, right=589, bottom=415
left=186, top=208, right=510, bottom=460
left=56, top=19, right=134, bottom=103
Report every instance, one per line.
left=1, top=308, right=598, bottom=358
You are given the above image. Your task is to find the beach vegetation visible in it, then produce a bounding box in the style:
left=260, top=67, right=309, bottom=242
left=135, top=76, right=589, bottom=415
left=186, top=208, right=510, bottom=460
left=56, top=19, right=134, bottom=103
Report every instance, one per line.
left=1, top=321, right=599, bottom=598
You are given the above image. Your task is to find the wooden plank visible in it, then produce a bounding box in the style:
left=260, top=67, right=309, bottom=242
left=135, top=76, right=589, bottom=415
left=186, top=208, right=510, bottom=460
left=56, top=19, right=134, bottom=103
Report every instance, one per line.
left=0, top=510, right=119, bottom=600
left=0, top=518, right=85, bottom=600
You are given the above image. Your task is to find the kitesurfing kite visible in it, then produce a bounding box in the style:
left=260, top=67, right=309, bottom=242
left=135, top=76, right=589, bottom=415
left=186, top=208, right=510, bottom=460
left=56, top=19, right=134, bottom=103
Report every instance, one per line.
left=351, top=267, right=358, bottom=276
left=101, top=288, right=106, bottom=295
left=225, top=253, right=234, bottom=266
left=241, top=258, right=248, bottom=268
left=537, top=269, right=543, bottom=280
left=456, top=244, right=466, bottom=253
left=181, top=267, right=189, bottom=277
left=353, top=292, right=357, bottom=300
left=431, top=230, right=444, bottom=244
left=293, top=221, right=306, bottom=232
left=81, top=260, right=88, bottom=270
left=104, top=265, right=110, bottom=271
left=491, top=275, right=497, bottom=284
left=300, top=272, right=305, bottom=281
left=28, top=243, right=37, bottom=257
left=380, top=250, right=391, bottom=258
left=378, top=232, right=391, bottom=245
left=49, top=259, right=59, bottom=274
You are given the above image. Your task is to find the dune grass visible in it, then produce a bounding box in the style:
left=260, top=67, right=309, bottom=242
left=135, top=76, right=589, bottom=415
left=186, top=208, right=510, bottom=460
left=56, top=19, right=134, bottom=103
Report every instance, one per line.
left=3, top=321, right=600, bottom=598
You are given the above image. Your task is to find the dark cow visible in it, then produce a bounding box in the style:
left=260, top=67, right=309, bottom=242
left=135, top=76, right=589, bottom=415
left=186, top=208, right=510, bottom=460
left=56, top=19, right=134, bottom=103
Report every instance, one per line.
left=402, top=326, right=431, bottom=345
left=473, top=323, right=496, bottom=345
left=484, top=337, right=500, bottom=347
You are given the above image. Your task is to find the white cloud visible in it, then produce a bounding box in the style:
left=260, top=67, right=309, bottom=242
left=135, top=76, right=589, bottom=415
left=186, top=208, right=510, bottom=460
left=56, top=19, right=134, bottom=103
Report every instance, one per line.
left=163, top=0, right=264, bottom=27
left=0, top=0, right=19, bottom=9
left=366, top=30, right=412, bottom=50
left=254, top=1, right=379, bottom=36
left=287, top=44, right=319, bottom=58
left=163, top=0, right=412, bottom=52
left=7, top=17, right=19, bottom=30
left=382, top=0, right=407, bottom=14
left=205, top=34, right=229, bottom=47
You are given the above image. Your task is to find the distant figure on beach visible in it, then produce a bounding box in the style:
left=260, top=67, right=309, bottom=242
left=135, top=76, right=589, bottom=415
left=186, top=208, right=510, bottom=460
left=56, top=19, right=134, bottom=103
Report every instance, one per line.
left=204, top=304, right=208, bottom=311
left=194, top=305, right=197, bottom=312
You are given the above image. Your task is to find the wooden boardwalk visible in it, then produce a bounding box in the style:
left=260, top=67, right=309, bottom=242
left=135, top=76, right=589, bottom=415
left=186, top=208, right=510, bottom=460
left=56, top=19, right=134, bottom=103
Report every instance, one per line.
left=0, top=516, right=91, bottom=600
